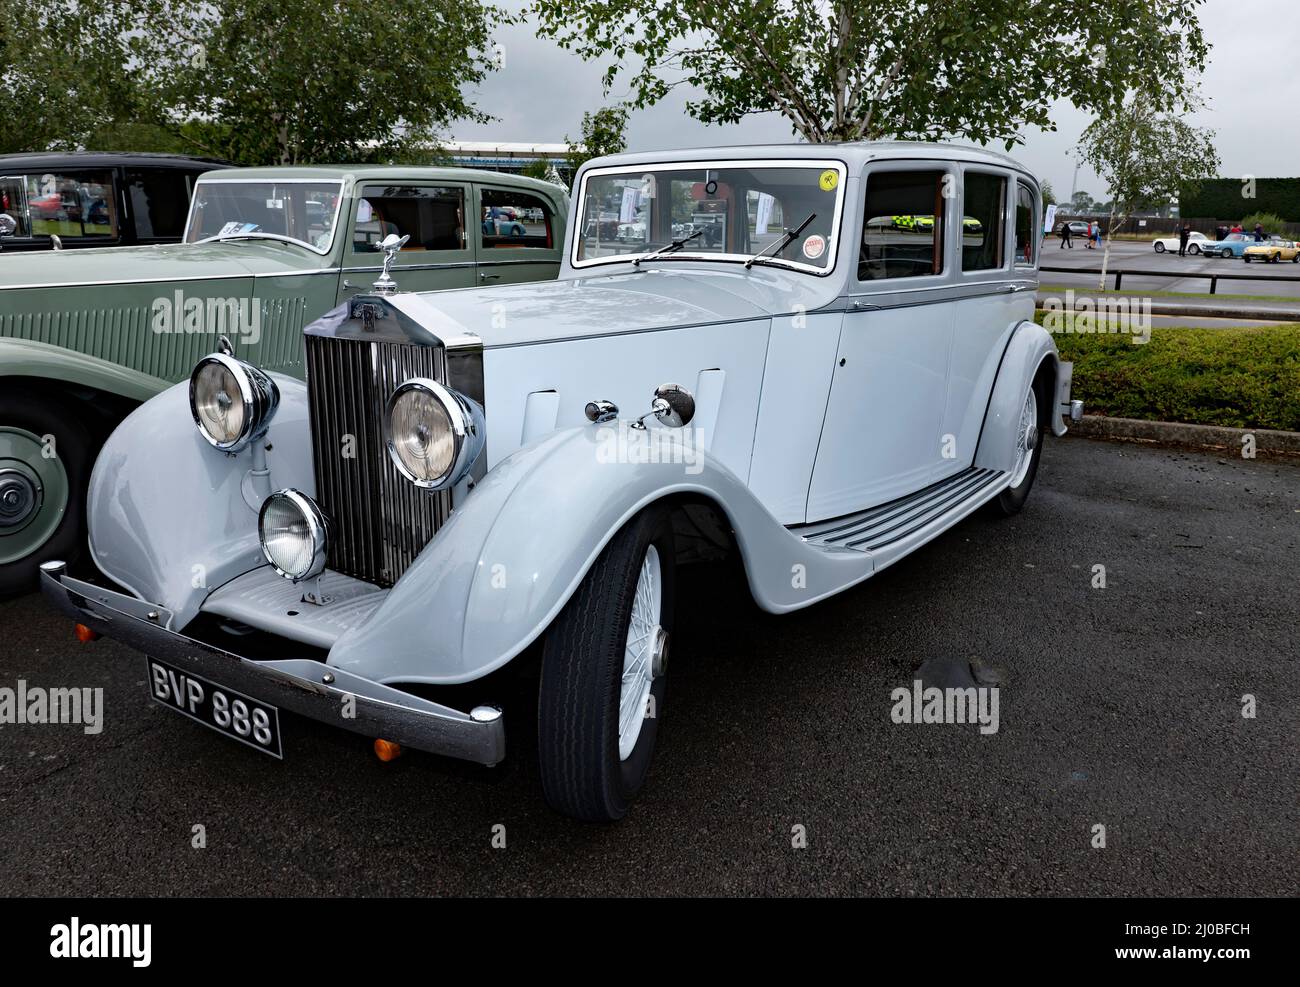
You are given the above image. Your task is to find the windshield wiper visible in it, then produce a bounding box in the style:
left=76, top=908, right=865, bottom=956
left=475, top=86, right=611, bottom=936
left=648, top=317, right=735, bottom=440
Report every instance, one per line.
left=197, top=232, right=313, bottom=251
left=634, top=229, right=703, bottom=267
left=745, top=212, right=816, bottom=270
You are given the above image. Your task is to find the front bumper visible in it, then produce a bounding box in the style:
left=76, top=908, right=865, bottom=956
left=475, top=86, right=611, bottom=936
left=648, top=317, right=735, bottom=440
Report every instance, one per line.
left=40, top=561, right=506, bottom=766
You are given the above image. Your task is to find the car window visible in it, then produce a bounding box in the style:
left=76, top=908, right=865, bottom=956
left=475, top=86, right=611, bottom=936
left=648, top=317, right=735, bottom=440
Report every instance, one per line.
left=480, top=187, right=554, bottom=249
left=353, top=184, right=465, bottom=253
left=24, top=170, right=118, bottom=239
left=1014, top=181, right=1037, bottom=266
left=575, top=163, right=843, bottom=273
left=187, top=180, right=342, bottom=252
left=126, top=168, right=194, bottom=239
left=962, top=172, right=1006, bottom=271
left=860, top=170, right=946, bottom=280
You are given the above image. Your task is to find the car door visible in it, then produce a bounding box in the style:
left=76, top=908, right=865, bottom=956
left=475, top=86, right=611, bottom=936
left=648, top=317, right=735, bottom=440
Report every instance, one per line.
left=338, top=181, right=475, bottom=303
left=805, top=163, right=957, bottom=521
left=472, top=183, right=563, bottom=287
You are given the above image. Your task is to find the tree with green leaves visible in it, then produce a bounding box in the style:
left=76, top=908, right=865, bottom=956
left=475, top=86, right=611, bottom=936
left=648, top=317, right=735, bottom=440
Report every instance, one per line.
left=532, top=0, right=1210, bottom=147
left=0, top=1, right=138, bottom=154
left=1078, top=95, right=1219, bottom=287
left=564, top=106, right=629, bottom=184
left=1, top=0, right=507, bottom=164
left=1040, top=181, right=1057, bottom=208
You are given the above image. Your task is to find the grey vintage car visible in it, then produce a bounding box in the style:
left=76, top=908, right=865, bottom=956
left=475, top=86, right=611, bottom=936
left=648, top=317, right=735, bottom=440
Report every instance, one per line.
left=42, top=142, right=1080, bottom=821
left=0, top=165, right=568, bottom=593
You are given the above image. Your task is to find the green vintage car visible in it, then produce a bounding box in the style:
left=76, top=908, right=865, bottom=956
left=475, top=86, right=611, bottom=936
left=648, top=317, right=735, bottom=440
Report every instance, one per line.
left=0, top=165, right=569, bottom=593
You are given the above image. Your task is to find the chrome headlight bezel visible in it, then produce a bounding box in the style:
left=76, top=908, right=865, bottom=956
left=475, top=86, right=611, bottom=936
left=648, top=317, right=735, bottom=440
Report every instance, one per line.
left=189, top=352, right=280, bottom=453
left=258, top=488, right=328, bottom=582
left=383, top=377, right=484, bottom=491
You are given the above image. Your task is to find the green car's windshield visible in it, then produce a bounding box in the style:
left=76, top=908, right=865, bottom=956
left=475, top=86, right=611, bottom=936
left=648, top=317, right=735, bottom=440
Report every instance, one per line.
left=184, top=180, right=344, bottom=254
left=573, top=161, right=846, bottom=274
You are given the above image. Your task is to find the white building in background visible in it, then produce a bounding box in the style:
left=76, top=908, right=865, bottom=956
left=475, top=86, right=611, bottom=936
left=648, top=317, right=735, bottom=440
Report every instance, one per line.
left=439, top=141, right=575, bottom=180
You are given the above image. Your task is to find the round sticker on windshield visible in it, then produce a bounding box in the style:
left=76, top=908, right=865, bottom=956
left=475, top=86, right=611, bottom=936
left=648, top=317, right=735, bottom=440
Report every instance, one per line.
left=802, top=234, right=826, bottom=260
left=819, top=169, right=839, bottom=192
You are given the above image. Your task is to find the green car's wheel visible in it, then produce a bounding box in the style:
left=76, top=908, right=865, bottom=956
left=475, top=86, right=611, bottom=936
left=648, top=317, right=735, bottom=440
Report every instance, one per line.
left=0, top=384, right=93, bottom=596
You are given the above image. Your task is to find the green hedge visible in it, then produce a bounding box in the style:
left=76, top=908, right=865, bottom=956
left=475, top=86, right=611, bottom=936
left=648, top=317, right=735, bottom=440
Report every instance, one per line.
left=1180, top=178, right=1300, bottom=222
left=1039, top=321, right=1300, bottom=431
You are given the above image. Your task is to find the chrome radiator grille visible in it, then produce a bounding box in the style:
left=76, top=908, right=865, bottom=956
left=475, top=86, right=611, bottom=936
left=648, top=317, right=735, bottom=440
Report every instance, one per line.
left=305, top=335, right=451, bottom=587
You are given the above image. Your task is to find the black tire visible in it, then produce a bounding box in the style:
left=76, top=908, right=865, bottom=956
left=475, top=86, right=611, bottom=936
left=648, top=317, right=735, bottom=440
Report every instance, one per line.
left=1189, top=244, right=1200, bottom=255
left=991, top=376, right=1048, bottom=517
left=1154, top=242, right=1165, bottom=253
left=0, top=382, right=94, bottom=596
left=537, top=504, right=675, bottom=821
left=1243, top=256, right=1251, bottom=263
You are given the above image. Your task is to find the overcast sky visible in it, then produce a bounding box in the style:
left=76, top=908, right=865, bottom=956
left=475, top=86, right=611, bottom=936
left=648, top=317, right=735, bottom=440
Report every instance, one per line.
left=454, top=0, right=1299, bottom=199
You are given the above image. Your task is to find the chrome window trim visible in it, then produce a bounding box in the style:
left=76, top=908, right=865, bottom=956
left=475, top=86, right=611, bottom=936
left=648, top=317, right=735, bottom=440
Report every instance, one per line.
left=182, top=177, right=346, bottom=256
left=571, top=157, right=849, bottom=277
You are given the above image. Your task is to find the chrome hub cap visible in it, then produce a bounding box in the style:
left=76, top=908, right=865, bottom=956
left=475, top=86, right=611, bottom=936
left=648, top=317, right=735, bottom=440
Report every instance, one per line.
left=0, top=467, right=39, bottom=529
left=619, top=543, right=662, bottom=761
left=1010, top=388, right=1038, bottom=487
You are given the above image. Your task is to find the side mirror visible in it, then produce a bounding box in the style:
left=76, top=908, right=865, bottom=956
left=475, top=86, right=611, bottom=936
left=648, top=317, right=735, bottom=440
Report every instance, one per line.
left=0, top=214, right=16, bottom=237
left=649, top=383, right=695, bottom=428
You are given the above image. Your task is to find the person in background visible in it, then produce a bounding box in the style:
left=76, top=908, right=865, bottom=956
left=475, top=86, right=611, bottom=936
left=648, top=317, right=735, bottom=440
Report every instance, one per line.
left=1215, top=224, right=1228, bottom=242
left=1178, top=222, right=1192, bottom=257
left=1084, top=220, right=1093, bottom=249
left=1060, top=221, right=1073, bottom=248
left=1094, top=223, right=1103, bottom=249
left=1231, top=223, right=1243, bottom=234
left=1254, top=222, right=1265, bottom=242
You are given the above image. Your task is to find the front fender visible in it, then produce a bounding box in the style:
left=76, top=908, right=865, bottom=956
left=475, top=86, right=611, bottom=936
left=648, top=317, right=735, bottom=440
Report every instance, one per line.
left=87, top=373, right=315, bottom=625
left=328, top=424, right=874, bottom=685
left=0, top=337, right=169, bottom=403
left=973, top=320, right=1063, bottom=473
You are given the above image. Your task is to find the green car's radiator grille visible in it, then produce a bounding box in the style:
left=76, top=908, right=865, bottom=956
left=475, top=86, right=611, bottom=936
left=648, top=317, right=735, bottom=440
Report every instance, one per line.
left=304, top=334, right=450, bottom=587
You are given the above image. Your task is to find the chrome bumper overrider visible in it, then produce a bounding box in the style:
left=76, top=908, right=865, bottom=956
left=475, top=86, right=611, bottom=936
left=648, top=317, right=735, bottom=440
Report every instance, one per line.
left=39, top=561, right=506, bottom=766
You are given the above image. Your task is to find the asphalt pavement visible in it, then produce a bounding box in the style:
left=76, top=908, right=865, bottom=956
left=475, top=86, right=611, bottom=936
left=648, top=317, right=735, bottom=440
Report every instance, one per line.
left=1040, top=239, right=1300, bottom=304
left=0, top=436, right=1296, bottom=896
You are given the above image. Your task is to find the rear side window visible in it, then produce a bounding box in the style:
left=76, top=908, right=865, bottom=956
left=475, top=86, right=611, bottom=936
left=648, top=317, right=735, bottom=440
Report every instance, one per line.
left=126, top=168, right=194, bottom=239
left=480, top=188, right=553, bottom=249
left=24, top=170, right=118, bottom=239
left=860, top=170, right=946, bottom=280
left=1015, top=182, right=1038, bottom=266
left=353, top=184, right=465, bottom=252
left=961, top=172, right=1006, bottom=271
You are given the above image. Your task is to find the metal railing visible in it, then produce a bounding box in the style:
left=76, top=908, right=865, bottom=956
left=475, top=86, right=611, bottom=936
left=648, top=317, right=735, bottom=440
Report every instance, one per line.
left=1039, top=265, right=1300, bottom=295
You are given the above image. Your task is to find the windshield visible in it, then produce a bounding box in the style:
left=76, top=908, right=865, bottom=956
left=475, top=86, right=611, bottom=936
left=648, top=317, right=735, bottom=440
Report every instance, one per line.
left=573, top=160, right=846, bottom=274
left=184, top=180, right=344, bottom=253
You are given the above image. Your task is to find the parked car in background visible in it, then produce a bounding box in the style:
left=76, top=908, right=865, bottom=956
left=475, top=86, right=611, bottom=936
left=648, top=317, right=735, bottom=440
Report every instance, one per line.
left=0, top=152, right=230, bottom=251
left=1200, top=232, right=1270, bottom=258
left=1152, top=230, right=1208, bottom=253
left=1243, top=238, right=1300, bottom=263
left=41, top=142, right=1080, bottom=821
left=0, top=165, right=568, bottom=594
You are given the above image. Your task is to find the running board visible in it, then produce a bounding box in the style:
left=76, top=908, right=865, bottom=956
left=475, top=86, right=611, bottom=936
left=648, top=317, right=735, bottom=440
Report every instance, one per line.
left=791, top=467, right=1008, bottom=554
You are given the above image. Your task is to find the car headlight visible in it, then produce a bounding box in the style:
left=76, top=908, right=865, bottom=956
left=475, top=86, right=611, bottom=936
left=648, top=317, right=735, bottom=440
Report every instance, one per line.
left=384, top=378, right=484, bottom=490
left=258, top=489, right=327, bottom=582
left=189, top=352, right=279, bottom=452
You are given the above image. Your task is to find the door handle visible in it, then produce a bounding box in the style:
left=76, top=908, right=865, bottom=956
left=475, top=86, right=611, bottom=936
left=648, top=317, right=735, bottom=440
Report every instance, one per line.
left=342, top=279, right=360, bottom=293
left=849, top=300, right=880, bottom=312
left=480, top=272, right=502, bottom=281
left=1006, top=283, right=1035, bottom=293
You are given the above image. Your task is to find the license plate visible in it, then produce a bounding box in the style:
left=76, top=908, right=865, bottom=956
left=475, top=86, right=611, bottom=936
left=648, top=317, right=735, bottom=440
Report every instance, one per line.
left=146, top=657, right=283, bottom=758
